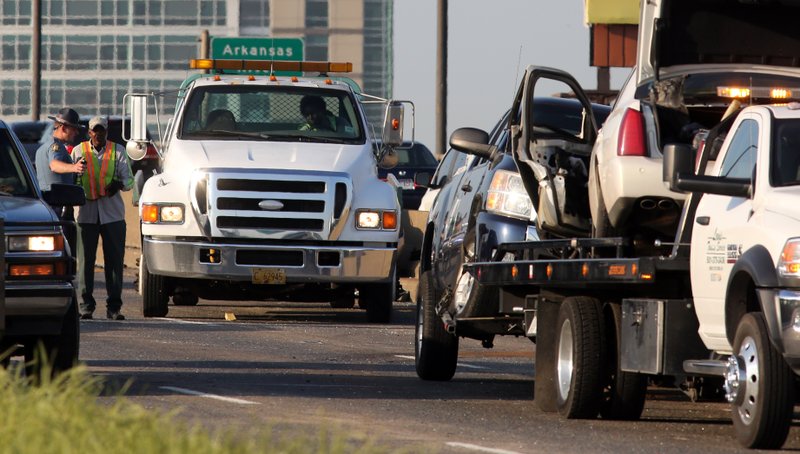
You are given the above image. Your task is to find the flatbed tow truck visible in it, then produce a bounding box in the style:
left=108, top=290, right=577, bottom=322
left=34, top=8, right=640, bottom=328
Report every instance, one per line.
left=450, top=102, right=800, bottom=449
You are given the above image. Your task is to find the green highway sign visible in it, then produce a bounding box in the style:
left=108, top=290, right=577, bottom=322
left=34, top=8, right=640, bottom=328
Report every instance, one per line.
left=210, top=37, right=304, bottom=74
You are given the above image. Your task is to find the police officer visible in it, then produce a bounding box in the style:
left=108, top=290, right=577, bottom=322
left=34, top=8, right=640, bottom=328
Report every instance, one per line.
left=35, top=107, right=86, bottom=256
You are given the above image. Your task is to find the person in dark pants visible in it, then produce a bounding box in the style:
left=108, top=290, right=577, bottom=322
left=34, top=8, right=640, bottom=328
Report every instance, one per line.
left=72, top=116, right=133, bottom=320
left=34, top=107, right=86, bottom=256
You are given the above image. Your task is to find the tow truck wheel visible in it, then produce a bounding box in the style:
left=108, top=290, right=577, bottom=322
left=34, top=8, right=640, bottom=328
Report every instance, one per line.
left=360, top=269, right=395, bottom=323
left=141, top=254, right=169, bottom=317
left=415, top=271, right=458, bottom=381
left=731, top=313, right=794, bottom=449
left=555, top=296, right=606, bottom=419
left=600, top=302, right=646, bottom=420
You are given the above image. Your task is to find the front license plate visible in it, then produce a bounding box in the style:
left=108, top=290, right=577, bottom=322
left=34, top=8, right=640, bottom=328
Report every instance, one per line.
left=251, top=268, right=286, bottom=285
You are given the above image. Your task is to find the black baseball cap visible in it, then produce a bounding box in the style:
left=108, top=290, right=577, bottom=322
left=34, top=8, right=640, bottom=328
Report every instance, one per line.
left=47, top=108, right=83, bottom=129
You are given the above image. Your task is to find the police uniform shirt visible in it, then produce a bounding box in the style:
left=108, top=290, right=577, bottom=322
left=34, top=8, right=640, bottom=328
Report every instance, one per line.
left=72, top=141, right=133, bottom=225
left=35, top=137, right=75, bottom=191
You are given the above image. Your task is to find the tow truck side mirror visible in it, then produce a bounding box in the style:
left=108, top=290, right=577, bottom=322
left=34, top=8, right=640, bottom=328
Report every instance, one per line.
left=123, top=93, right=151, bottom=161
left=663, top=143, right=694, bottom=192
left=449, top=127, right=495, bottom=160
left=382, top=101, right=404, bottom=147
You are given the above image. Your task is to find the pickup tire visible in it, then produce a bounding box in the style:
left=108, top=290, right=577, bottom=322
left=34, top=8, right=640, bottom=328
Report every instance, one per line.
left=415, top=270, right=458, bottom=381
left=555, top=296, right=606, bottom=419
left=141, top=254, right=169, bottom=317
left=731, top=313, right=794, bottom=449
left=600, top=302, right=646, bottom=420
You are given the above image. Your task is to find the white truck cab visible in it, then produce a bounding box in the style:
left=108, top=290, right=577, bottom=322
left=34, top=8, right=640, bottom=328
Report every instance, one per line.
left=125, top=59, right=411, bottom=323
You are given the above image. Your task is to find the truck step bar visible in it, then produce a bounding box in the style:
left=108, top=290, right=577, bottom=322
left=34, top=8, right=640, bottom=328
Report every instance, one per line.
left=683, top=359, right=728, bottom=377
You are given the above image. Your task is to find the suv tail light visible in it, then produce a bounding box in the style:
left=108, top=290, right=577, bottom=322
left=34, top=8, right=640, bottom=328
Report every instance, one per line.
left=617, top=108, right=646, bottom=157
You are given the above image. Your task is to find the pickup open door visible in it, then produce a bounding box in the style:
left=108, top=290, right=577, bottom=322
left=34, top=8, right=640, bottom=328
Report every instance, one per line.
left=511, top=66, right=599, bottom=238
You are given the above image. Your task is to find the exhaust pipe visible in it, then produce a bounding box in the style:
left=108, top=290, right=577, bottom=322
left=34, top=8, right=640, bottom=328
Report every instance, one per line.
left=658, top=199, right=675, bottom=210
left=639, top=198, right=657, bottom=210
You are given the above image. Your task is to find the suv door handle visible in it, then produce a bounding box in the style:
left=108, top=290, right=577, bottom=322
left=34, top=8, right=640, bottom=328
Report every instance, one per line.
left=461, top=183, right=472, bottom=192
left=696, top=216, right=710, bottom=225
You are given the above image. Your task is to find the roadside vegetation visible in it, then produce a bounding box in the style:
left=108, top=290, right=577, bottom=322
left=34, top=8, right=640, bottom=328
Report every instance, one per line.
left=0, top=355, right=395, bottom=454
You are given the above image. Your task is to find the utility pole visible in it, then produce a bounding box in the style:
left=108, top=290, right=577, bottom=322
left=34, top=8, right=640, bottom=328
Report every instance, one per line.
left=32, top=0, right=41, bottom=120
left=435, top=0, right=447, bottom=159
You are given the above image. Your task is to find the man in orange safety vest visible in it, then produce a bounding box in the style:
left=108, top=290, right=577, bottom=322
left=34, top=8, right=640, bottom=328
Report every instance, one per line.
left=72, top=116, right=133, bottom=321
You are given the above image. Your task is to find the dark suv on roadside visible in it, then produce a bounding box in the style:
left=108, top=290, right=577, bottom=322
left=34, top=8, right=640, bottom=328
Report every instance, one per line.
left=0, top=119, right=85, bottom=373
left=416, top=98, right=610, bottom=380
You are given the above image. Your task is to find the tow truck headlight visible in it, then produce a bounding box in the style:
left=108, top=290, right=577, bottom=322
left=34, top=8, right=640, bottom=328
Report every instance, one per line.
left=8, top=235, right=57, bottom=252
left=778, top=238, right=800, bottom=277
left=356, top=211, right=381, bottom=229
left=485, top=170, right=533, bottom=220
left=355, top=210, right=397, bottom=230
left=142, top=203, right=184, bottom=224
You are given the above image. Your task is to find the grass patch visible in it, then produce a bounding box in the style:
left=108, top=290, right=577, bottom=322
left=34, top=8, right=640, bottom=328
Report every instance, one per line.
left=0, top=361, right=399, bottom=454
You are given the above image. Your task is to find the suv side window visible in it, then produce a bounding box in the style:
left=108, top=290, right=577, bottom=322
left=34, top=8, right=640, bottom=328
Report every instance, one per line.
left=431, top=148, right=460, bottom=187
left=719, top=119, right=758, bottom=180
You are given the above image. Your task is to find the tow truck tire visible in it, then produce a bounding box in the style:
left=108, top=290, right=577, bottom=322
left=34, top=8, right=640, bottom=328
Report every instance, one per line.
left=415, top=271, right=458, bottom=381
left=141, top=254, right=169, bottom=318
left=555, top=296, right=606, bottom=419
left=731, top=313, right=794, bottom=449
left=172, top=291, right=199, bottom=306
left=360, top=282, right=393, bottom=323
left=600, top=302, right=647, bottom=420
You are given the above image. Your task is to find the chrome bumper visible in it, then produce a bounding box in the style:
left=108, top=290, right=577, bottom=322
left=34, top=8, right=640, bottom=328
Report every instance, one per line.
left=144, top=237, right=397, bottom=283
left=767, top=290, right=800, bottom=373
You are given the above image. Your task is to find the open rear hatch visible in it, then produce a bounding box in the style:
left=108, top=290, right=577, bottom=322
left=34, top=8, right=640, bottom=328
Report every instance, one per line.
left=637, top=0, right=800, bottom=84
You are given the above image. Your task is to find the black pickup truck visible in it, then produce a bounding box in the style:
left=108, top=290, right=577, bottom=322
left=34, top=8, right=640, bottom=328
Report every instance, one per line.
left=1, top=119, right=85, bottom=373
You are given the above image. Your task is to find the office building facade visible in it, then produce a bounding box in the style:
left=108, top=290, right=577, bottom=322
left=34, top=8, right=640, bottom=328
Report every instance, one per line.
left=0, top=0, right=392, bottom=126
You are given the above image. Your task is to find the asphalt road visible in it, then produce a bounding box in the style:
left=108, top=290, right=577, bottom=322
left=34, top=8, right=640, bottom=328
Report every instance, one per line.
left=70, top=268, right=800, bottom=453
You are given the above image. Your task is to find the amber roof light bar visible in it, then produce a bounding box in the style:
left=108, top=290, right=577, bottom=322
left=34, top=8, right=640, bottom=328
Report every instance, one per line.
left=189, top=59, right=353, bottom=74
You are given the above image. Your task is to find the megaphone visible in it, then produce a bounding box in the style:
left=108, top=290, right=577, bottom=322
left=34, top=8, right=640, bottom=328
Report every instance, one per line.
left=126, top=140, right=148, bottom=161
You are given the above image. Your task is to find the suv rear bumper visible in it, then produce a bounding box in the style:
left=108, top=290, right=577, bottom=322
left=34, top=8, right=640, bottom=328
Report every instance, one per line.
left=144, top=237, right=397, bottom=283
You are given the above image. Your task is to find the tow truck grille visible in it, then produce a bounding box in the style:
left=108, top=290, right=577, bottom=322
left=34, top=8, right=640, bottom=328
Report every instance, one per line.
left=200, top=169, right=351, bottom=240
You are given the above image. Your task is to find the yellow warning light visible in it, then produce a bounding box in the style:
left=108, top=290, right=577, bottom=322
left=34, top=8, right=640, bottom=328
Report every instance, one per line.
left=291, top=76, right=298, bottom=82
left=511, top=265, right=518, bottom=279
left=772, top=88, right=792, bottom=99
left=546, top=264, right=553, bottom=279
left=325, top=79, right=333, bottom=85
left=213, top=75, right=221, bottom=81
left=269, top=74, right=277, bottom=81
left=581, top=263, right=589, bottom=278
left=392, top=118, right=400, bottom=130
left=189, top=59, right=353, bottom=73
left=717, top=86, right=751, bottom=98
left=641, top=273, right=654, bottom=281
left=248, top=75, right=255, bottom=81
left=631, top=263, right=638, bottom=276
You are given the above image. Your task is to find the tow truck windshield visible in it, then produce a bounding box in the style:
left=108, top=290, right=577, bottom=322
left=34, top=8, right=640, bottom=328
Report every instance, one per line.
left=178, top=85, right=364, bottom=143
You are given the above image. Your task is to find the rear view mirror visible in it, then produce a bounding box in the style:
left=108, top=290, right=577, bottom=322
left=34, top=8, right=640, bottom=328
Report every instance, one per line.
left=383, top=101, right=404, bottom=147
left=414, top=171, right=432, bottom=188
left=123, top=94, right=150, bottom=161
left=43, top=184, right=86, bottom=207
left=662, top=143, right=694, bottom=192
left=449, top=128, right=494, bottom=159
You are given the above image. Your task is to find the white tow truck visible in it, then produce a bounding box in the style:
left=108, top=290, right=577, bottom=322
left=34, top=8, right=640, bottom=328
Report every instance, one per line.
left=444, top=101, right=800, bottom=449
left=124, top=59, right=411, bottom=323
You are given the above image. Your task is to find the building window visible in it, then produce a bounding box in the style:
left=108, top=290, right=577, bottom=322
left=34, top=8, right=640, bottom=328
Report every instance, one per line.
left=240, top=0, right=269, bottom=35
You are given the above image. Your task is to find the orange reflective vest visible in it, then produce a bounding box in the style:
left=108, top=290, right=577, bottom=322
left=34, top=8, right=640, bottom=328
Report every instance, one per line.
left=78, top=141, right=116, bottom=201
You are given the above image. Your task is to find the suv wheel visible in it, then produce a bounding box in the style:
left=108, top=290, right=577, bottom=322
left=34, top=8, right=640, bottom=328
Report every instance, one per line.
left=25, top=292, right=80, bottom=378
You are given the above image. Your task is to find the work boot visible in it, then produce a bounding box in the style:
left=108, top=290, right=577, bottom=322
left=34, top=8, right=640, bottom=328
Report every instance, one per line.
left=79, top=312, right=93, bottom=320
left=106, top=310, right=125, bottom=321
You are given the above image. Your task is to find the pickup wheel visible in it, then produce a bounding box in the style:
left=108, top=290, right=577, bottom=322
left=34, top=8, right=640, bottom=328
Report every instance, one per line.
left=26, top=292, right=80, bottom=379
left=555, top=296, right=606, bottom=419
left=141, top=254, right=169, bottom=317
left=415, top=270, right=458, bottom=381
left=600, top=302, right=647, bottom=420
left=731, top=313, right=794, bottom=449
left=359, top=275, right=394, bottom=323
